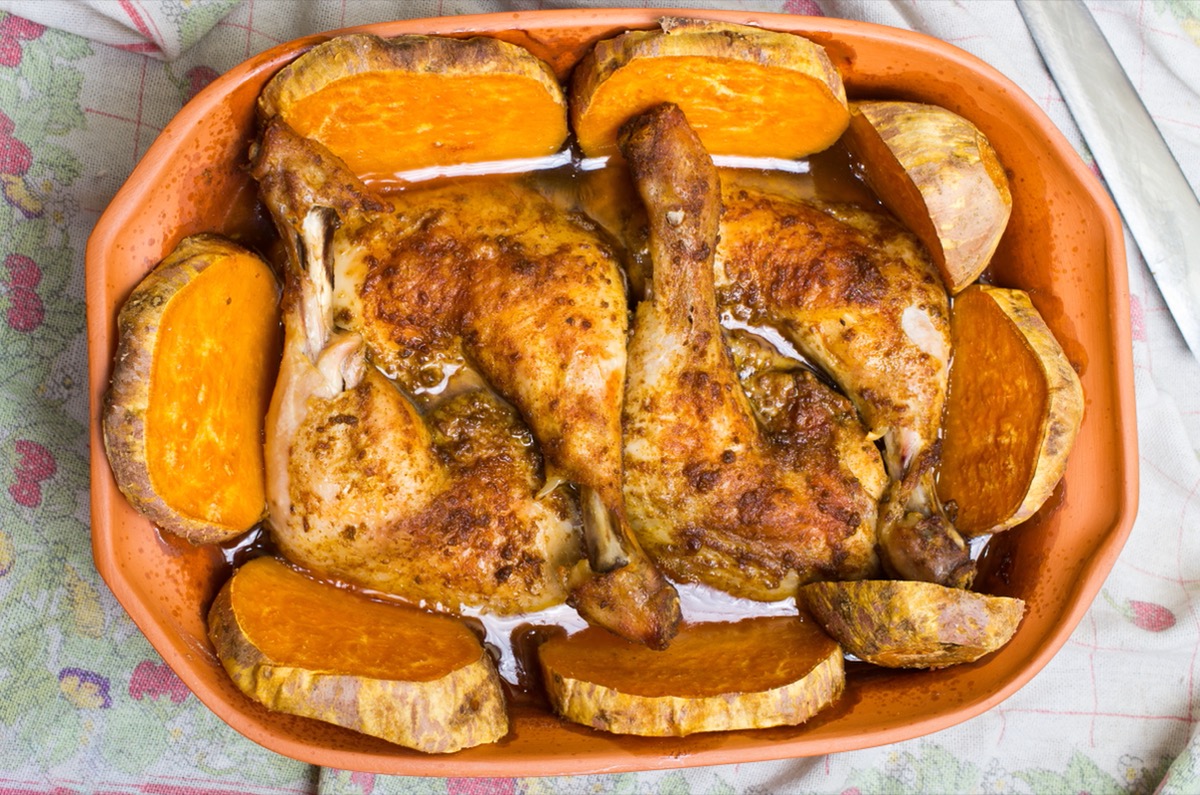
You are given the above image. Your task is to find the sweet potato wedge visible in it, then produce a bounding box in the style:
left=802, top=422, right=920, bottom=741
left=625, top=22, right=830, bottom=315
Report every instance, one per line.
left=538, top=616, right=843, bottom=737
left=259, top=33, right=567, bottom=177
left=937, top=284, right=1084, bottom=535
left=841, top=101, right=1012, bottom=293
left=800, top=580, right=1025, bottom=669
left=208, top=556, right=508, bottom=753
left=571, top=18, right=849, bottom=159
left=102, top=234, right=280, bottom=544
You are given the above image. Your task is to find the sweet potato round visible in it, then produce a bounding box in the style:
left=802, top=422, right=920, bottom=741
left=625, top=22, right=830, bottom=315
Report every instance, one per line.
left=102, top=234, right=280, bottom=543
left=259, top=33, right=568, bottom=177
left=539, top=616, right=843, bottom=737
left=571, top=18, right=849, bottom=159
left=937, top=284, right=1085, bottom=535
left=800, top=580, right=1025, bottom=669
left=208, top=556, right=508, bottom=753
left=841, top=101, right=1012, bottom=294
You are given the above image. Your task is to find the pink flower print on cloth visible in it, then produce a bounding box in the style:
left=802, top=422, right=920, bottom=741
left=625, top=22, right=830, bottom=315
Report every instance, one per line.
left=1104, top=590, right=1178, bottom=632
left=129, top=659, right=191, bottom=704
left=4, top=253, right=44, bottom=332
left=784, top=0, right=825, bottom=15
left=0, top=13, right=44, bottom=67
left=9, top=438, right=55, bottom=507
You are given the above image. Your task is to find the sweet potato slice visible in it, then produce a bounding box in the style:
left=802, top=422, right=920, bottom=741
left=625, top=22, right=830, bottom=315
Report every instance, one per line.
left=538, top=616, right=843, bottom=737
left=571, top=18, right=849, bottom=159
left=800, top=580, right=1024, bottom=669
left=258, top=33, right=568, bottom=177
left=936, top=284, right=1084, bottom=535
left=102, top=234, right=280, bottom=544
left=841, top=101, right=1012, bottom=293
left=208, top=556, right=508, bottom=753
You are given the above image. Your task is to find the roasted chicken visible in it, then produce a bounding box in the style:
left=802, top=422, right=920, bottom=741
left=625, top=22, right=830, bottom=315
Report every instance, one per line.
left=715, top=187, right=975, bottom=588
left=619, top=103, right=882, bottom=601
left=252, top=119, right=679, bottom=646
left=583, top=157, right=975, bottom=588
left=652, top=179, right=976, bottom=589
left=259, top=201, right=581, bottom=614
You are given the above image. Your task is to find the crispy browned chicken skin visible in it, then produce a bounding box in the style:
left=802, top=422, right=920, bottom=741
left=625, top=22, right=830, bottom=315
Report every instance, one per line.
left=583, top=157, right=975, bottom=589
left=715, top=188, right=975, bottom=588
left=619, top=104, right=882, bottom=601
left=253, top=119, right=679, bottom=645
left=260, top=204, right=582, bottom=614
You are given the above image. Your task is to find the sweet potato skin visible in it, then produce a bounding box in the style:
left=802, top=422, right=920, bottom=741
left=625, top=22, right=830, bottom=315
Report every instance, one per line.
left=571, top=18, right=849, bottom=159
left=207, top=557, right=508, bottom=754
left=539, top=617, right=844, bottom=736
left=842, top=101, right=1012, bottom=294
left=259, top=33, right=567, bottom=176
left=800, top=580, right=1025, bottom=669
left=938, top=285, right=1085, bottom=535
left=102, top=234, right=280, bottom=544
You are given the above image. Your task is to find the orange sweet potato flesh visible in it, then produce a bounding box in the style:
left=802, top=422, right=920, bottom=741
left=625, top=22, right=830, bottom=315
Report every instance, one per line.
left=937, top=285, right=1084, bottom=535
left=226, top=557, right=482, bottom=679
left=208, top=556, right=508, bottom=753
left=259, top=33, right=568, bottom=177
left=538, top=616, right=844, bottom=736
left=571, top=18, right=849, bottom=159
left=103, top=234, right=281, bottom=543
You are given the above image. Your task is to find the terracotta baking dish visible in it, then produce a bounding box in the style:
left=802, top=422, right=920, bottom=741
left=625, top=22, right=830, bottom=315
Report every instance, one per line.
left=85, top=8, right=1137, bottom=776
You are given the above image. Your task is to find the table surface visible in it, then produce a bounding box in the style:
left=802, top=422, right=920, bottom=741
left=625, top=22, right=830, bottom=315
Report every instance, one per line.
left=0, top=1, right=1197, bottom=792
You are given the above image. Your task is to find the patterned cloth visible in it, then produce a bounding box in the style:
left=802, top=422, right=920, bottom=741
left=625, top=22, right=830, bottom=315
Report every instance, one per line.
left=1, top=1, right=1197, bottom=792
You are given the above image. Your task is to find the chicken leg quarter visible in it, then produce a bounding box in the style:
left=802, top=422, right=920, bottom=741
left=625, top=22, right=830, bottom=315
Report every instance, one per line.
left=581, top=163, right=977, bottom=588
left=620, top=103, right=881, bottom=601
left=253, top=119, right=679, bottom=646
left=715, top=189, right=975, bottom=588
left=260, top=198, right=583, bottom=614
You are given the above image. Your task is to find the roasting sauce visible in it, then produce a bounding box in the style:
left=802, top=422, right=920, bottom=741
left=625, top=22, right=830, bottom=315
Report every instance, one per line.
left=223, top=140, right=993, bottom=696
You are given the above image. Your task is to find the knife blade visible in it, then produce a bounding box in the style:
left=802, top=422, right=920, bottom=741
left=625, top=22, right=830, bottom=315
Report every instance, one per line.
left=1017, top=0, right=1200, bottom=357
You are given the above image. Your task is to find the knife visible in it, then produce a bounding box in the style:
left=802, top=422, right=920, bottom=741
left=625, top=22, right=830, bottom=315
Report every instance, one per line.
left=1017, top=0, right=1200, bottom=357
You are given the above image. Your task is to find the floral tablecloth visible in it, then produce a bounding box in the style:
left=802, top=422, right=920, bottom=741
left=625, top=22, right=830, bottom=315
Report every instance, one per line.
left=1, top=1, right=1198, bottom=792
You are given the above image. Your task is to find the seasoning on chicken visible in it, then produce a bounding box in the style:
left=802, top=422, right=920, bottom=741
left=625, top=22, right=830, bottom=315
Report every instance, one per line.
left=715, top=188, right=975, bottom=588
left=620, top=103, right=881, bottom=601
left=258, top=195, right=583, bottom=616
left=252, top=119, right=680, bottom=646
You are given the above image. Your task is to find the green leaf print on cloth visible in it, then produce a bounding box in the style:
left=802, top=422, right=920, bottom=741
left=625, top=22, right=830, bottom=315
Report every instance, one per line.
left=1014, top=751, right=1171, bottom=795
left=842, top=743, right=983, bottom=794
left=0, top=7, right=314, bottom=788
left=163, top=0, right=242, bottom=54
left=1153, top=1, right=1200, bottom=46
left=1159, top=739, right=1200, bottom=795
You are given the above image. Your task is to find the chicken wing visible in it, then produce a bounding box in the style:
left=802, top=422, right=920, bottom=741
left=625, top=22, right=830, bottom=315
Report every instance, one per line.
left=620, top=104, right=881, bottom=601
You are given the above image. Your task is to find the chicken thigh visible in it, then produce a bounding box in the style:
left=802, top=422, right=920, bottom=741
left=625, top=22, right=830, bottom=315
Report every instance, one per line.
left=253, top=119, right=679, bottom=645
left=620, top=104, right=881, bottom=601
